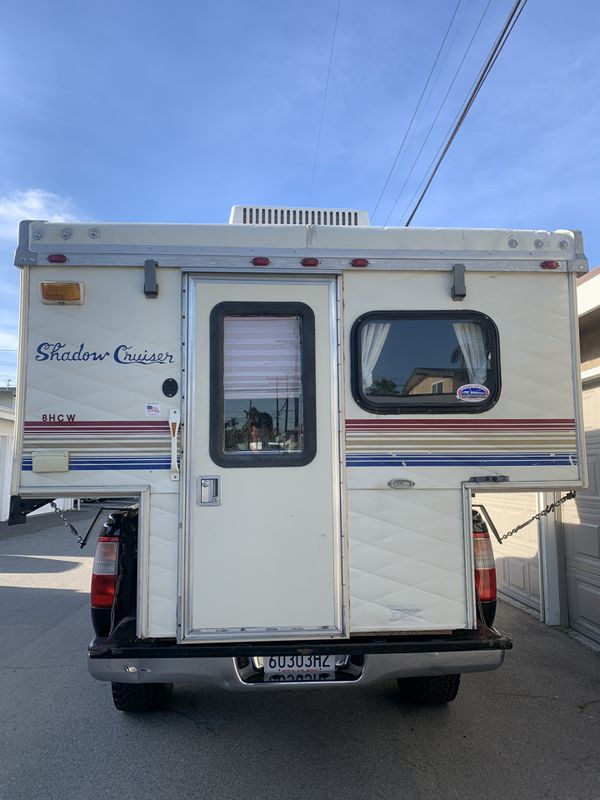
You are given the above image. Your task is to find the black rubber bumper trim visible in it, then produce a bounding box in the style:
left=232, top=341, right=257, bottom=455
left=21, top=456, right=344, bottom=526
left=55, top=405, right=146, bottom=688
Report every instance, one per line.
left=89, top=625, right=512, bottom=660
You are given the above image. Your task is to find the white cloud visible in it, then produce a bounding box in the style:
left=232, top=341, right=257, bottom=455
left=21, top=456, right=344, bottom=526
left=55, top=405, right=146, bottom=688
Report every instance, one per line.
left=0, top=189, right=81, bottom=241
left=0, top=330, right=18, bottom=350
left=0, top=189, right=83, bottom=384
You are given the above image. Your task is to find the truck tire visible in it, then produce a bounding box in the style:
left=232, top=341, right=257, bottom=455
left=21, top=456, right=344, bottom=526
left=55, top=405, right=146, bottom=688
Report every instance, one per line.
left=111, top=682, right=173, bottom=712
left=396, top=674, right=461, bottom=705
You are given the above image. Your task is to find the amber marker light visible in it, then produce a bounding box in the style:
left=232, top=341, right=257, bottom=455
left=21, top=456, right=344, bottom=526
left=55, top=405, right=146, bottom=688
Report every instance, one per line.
left=40, top=282, right=84, bottom=304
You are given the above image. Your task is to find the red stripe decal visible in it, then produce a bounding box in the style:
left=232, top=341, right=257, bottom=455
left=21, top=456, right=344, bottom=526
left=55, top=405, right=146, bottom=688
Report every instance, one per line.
left=345, top=418, right=576, bottom=430
left=25, top=420, right=170, bottom=431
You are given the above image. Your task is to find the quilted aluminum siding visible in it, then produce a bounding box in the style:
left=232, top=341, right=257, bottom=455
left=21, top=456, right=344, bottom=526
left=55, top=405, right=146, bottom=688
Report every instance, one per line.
left=348, top=489, right=468, bottom=632
left=19, top=266, right=183, bottom=638
left=343, top=269, right=582, bottom=634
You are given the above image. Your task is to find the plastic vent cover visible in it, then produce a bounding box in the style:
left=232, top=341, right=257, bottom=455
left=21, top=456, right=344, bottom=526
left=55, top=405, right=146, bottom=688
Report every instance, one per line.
left=229, top=205, right=370, bottom=226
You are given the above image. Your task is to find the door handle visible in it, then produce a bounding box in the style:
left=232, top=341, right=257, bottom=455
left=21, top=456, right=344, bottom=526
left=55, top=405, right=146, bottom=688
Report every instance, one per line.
left=197, top=476, right=221, bottom=506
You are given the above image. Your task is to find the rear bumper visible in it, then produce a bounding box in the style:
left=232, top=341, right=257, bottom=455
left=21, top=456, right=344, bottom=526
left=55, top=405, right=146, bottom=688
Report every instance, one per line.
left=88, top=626, right=511, bottom=689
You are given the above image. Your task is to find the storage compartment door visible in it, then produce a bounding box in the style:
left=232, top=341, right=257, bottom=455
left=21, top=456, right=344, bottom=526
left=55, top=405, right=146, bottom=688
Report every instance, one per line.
left=348, top=488, right=473, bottom=632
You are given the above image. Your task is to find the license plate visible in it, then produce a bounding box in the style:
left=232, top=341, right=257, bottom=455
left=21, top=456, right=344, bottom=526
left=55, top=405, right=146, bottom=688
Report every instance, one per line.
left=263, top=654, right=337, bottom=677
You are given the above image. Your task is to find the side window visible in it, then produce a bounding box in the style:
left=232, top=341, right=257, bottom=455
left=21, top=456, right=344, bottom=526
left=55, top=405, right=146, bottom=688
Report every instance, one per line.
left=352, top=311, right=500, bottom=413
left=209, top=302, right=316, bottom=467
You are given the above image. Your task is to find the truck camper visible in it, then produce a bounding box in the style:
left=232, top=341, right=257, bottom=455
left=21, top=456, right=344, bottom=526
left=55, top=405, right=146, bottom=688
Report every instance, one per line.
left=10, top=207, right=588, bottom=711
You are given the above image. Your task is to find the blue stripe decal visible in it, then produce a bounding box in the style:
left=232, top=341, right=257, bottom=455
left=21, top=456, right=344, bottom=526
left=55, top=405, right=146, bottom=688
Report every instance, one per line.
left=346, top=453, right=577, bottom=467
left=22, top=458, right=171, bottom=471
left=22, top=454, right=577, bottom=470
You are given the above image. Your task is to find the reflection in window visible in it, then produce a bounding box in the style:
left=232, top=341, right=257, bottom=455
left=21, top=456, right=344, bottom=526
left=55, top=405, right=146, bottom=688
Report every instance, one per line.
left=222, top=316, right=304, bottom=454
left=354, top=312, right=499, bottom=411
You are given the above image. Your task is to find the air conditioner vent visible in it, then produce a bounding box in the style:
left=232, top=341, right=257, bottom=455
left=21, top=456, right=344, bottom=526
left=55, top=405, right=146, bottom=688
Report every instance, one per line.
left=229, top=205, right=370, bottom=226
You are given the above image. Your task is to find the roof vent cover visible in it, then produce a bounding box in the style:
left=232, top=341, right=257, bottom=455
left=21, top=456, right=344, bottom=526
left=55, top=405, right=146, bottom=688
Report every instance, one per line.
left=229, top=205, right=370, bottom=227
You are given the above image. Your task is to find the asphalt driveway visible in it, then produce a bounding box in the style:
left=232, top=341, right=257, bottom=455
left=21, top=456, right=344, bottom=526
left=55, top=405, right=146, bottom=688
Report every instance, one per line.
left=0, top=510, right=599, bottom=800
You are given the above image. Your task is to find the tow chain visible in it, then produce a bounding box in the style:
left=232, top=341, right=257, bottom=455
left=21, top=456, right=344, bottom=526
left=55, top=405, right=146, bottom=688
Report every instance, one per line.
left=50, top=501, right=85, bottom=548
left=496, top=491, right=576, bottom=543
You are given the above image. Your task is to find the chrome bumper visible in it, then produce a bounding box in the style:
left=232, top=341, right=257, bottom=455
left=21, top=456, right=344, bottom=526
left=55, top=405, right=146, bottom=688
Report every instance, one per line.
left=88, top=649, right=506, bottom=689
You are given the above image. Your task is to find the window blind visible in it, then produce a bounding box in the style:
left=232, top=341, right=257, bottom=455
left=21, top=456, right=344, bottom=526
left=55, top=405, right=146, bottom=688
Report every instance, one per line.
left=223, top=316, right=301, bottom=400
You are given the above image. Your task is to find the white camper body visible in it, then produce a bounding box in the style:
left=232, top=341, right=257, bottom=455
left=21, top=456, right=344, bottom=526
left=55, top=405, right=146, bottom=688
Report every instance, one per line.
left=11, top=209, right=587, bottom=692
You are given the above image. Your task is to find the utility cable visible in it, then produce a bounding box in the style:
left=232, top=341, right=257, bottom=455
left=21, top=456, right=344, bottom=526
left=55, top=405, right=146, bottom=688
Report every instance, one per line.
left=404, top=0, right=529, bottom=226
left=383, top=0, right=492, bottom=226
left=400, top=0, right=474, bottom=182
left=308, top=0, right=342, bottom=204
left=370, top=0, right=462, bottom=222
left=399, top=1, right=526, bottom=226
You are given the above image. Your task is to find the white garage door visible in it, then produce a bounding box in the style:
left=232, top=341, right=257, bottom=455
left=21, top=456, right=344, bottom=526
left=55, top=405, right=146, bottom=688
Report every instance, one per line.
left=561, top=381, right=600, bottom=644
left=475, top=492, right=541, bottom=612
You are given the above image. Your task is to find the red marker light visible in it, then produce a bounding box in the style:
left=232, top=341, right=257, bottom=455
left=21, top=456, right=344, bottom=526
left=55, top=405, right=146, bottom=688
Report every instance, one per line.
left=540, top=260, right=560, bottom=270
left=351, top=258, right=369, bottom=268
left=301, top=257, right=319, bottom=267
left=47, top=254, right=68, bottom=264
left=251, top=257, right=270, bottom=266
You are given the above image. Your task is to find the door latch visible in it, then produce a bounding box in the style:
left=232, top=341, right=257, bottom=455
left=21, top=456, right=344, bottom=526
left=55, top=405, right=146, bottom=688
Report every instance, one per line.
left=197, top=476, right=221, bottom=506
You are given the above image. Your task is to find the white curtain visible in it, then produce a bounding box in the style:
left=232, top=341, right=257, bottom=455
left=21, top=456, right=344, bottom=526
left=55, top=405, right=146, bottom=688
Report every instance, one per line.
left=453, top=322, right=488, bottom=384
left=224, top=316, right=301, bottom=399
left=361, top=322, right=391, bottom=391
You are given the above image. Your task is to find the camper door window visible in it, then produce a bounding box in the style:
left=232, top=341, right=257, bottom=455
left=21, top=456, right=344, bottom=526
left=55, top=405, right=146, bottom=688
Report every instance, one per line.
left=209, top=302, right=317, bottom=468
left=351, top=311, right=500, bottom=413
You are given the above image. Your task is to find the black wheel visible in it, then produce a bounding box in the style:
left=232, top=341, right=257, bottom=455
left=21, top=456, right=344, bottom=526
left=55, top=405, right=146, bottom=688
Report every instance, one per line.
left=397, top=674, right=461, bottom=705
left=111, top=682, right=173, bottom=712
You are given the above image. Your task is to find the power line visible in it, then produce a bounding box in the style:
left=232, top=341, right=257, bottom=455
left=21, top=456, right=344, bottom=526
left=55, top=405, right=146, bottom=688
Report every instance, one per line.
left=383, top=0, right=493, bottom=226
left=308, top=0, right=342, bottom=204
left=398, top=0, right=474, bottom=179
left=370, top=0, right=462, bottom=222
left=404, top=0, right=529, bottom=226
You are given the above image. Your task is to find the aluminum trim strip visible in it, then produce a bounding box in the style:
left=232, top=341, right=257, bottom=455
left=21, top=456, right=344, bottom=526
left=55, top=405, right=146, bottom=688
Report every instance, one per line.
left=137, top=488, right=151, bottom=638
left=12, top=268, right=29, bottom=494
left=569, top=272, right=588, bottom=488
left=463, top=485, right=477, bottom=628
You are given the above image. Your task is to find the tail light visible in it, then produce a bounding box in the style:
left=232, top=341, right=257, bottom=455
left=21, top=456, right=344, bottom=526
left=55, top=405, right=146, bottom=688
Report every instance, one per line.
left=473, top=529, right=497, bottom=603
left=91, top=535, right=119, bottom=608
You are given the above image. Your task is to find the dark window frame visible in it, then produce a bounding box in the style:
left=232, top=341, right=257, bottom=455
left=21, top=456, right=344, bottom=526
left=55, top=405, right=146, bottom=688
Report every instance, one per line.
left=209, top=302, right=317, bottom=468
left=351, top=310, right=501, bottom=414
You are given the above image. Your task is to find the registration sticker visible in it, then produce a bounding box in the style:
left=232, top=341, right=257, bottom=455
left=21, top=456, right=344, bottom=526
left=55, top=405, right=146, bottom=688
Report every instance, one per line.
left=456, top=384, right=490, bottom=403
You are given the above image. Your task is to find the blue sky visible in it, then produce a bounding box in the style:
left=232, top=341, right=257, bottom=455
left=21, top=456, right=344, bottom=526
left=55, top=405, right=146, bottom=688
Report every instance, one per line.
left=1, top=0, right=599, bottom=386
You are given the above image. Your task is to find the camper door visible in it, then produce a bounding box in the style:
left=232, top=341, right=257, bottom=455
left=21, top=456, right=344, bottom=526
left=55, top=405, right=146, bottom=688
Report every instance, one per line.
left=180, top=276, right=344, bottom=642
